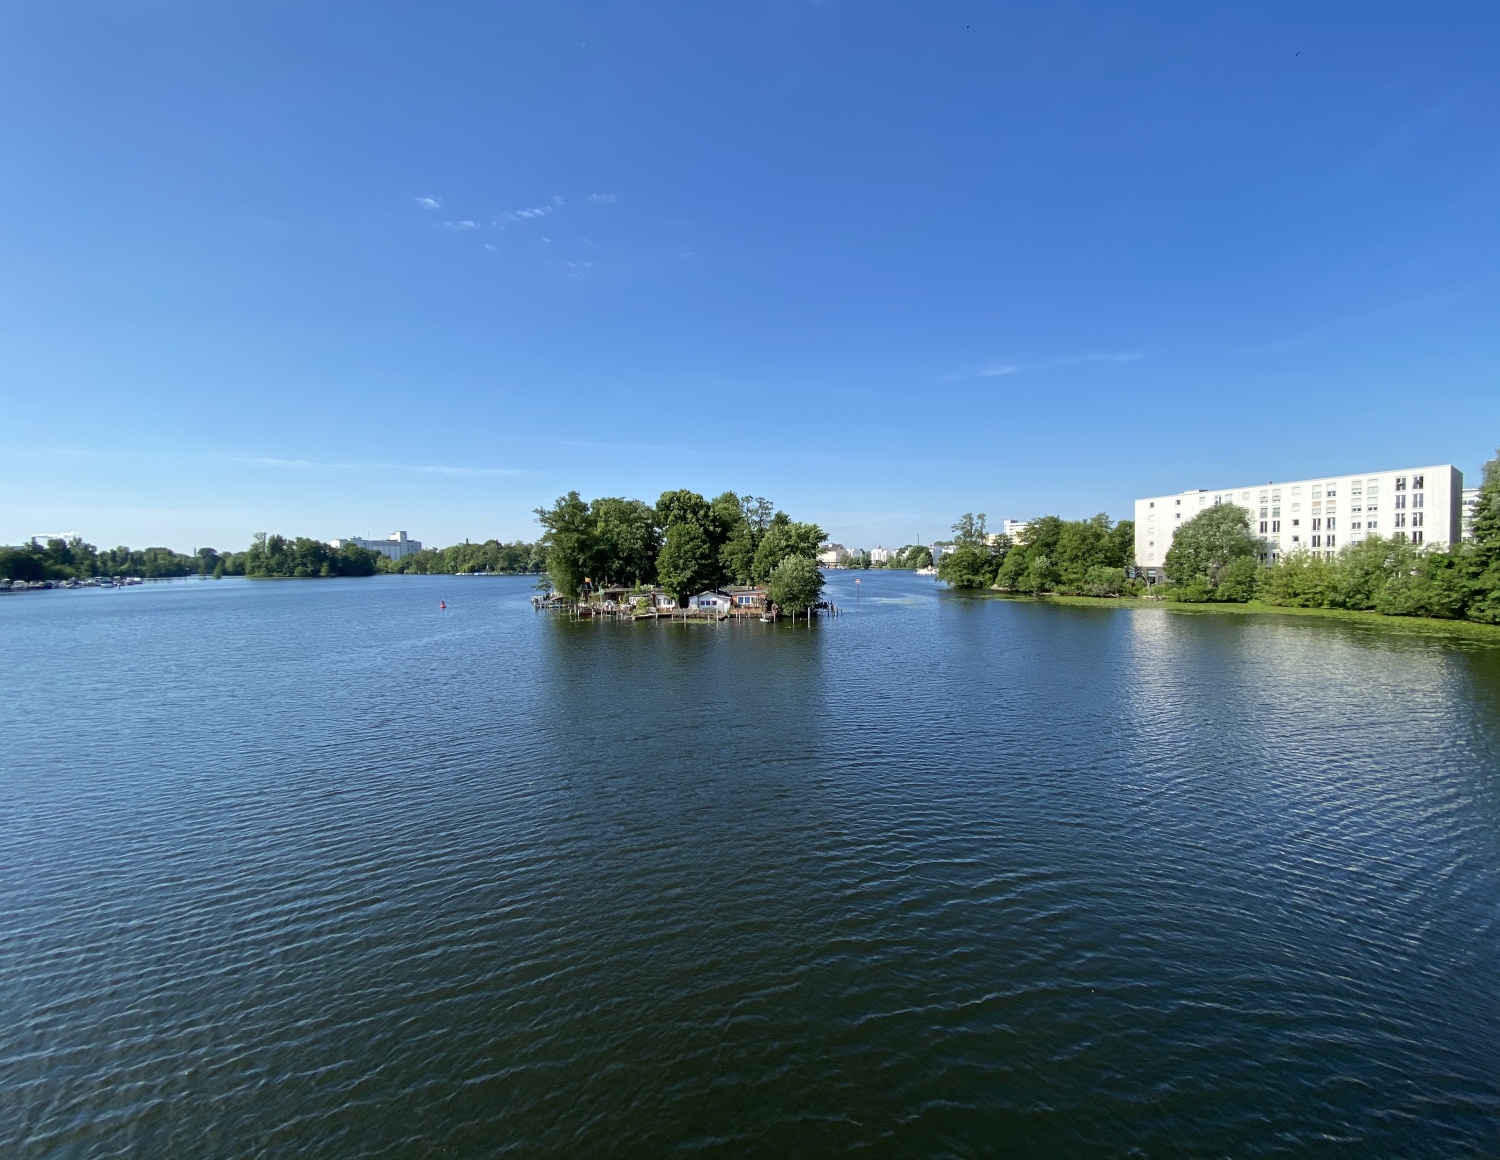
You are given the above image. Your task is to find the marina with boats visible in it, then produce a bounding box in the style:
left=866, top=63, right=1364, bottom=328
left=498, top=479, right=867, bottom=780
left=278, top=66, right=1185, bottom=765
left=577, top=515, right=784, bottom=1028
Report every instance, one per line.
left=1, top=576, right=146, bottom=592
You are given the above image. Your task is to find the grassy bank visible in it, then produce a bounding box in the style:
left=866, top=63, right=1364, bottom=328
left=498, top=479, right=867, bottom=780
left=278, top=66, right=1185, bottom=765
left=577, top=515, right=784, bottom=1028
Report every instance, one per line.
left=984, top=591, right=1500, bottom=644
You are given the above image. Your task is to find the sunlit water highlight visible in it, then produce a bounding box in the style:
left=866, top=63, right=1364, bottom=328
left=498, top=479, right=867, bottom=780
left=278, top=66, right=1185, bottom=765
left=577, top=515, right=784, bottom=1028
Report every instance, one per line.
left=2, top=571, right=1498, bottom=1156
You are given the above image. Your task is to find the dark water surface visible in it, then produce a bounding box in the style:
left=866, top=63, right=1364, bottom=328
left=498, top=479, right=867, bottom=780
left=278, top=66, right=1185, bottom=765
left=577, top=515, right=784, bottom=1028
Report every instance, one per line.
left=3, top=571, right=1499, bottom=1157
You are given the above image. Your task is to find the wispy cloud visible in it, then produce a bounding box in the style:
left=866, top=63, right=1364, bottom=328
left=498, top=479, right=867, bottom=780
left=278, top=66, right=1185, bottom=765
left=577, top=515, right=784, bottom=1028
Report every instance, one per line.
left=415, top=196, right=442, bottom=209
left=443, top=220, right=477, bottom=231
left=937, top=351, right=1141, bottom=384
left=240, top=456, right=525, bottom=478
left=586, top=193, right=618, bottom=204
left=551, top=195, right=565, bottom=206
left=1234, top=288, right=1465, bottom=356
left=505, top=206, right=552, bottom=221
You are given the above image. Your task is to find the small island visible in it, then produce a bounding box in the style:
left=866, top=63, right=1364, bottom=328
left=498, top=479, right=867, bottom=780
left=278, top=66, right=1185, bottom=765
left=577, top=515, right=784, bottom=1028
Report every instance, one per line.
left=533, top=489, right=829, bottom=620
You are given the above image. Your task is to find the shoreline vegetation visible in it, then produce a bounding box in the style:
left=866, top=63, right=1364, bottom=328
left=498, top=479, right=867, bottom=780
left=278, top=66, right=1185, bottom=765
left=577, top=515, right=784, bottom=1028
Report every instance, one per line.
left=1, top=533, right=547, bottom=582
left=987, top=591, right=1500, bottom=642
left=937, top=446, right=1500, bottom=630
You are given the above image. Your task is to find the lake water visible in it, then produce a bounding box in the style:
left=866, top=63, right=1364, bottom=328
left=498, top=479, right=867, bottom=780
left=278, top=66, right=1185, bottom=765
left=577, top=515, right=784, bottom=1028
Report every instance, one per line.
left=2, top=570, right=1498, bottom=1157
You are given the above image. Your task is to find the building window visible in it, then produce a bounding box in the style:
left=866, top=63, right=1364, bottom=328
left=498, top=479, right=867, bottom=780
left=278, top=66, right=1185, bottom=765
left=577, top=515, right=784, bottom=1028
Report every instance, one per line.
left=1327, top=517, right=1336, bottom=530
left=1413, top=530, right=1424, bottom=543
left=1395, top=476, right=1406, bottom=490
left=1272, top=490, right=1281, bottom=502
left=1175, top=499, right=1181, bottom=506
left=1259, top=521, right=1268, bottom=533
left=1412, top=493, right=1423, bottom=509
left=1313, top=518, right=1322, bottom=531
left=1291, top=535, right=1300, bottom=544
left=1259, top=506, right=1268, bottom=518
left=1312, top=535, right=1321, bottom=547
left=1326, top=485, right=1337, bottom=497
left=1413, top=475, right=1424, bottom=489
left=1395, top=513, right=1406, bottom=528
left=1271, top=520, right=1280, bottom=533
left=1312, top=486, right=1323, bottom=500
left=1395, top=494, right=1406, bottom=510
left=1291, top=519, right=1300, bottom=527
left=1412, top=512, right=1423, bottom=527
left=1149, top=501, right=1155, bottom=508
left=1368, top=519, right=1377, bottom=530
left=1327, top=535, right=1336, bottom=547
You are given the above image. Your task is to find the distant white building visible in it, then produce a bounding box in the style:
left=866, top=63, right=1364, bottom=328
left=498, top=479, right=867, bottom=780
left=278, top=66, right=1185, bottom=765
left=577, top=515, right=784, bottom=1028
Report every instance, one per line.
left=1463, top=487, right=1482, bottom=541
left=1134, top=465, right=1463, bottom=575
left=1001, top=519, right=1030, bottom=543
left=329, top=530, right=423, bottom=560
left=869, top=546, right=895, bottom=564
left=817, top=543, right=850, bottom=567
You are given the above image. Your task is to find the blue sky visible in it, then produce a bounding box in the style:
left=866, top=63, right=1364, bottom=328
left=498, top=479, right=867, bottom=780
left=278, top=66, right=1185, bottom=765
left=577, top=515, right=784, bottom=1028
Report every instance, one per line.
left=3, top=2, right=1498, bottom=552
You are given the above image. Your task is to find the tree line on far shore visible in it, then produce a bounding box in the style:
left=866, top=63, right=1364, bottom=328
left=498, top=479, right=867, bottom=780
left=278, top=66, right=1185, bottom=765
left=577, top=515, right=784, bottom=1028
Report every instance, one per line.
left=535, top=489, right=827, bottom=611
left=934, top=512, right=1138, bottom=595
left=2, top=534, right=547, bottom=582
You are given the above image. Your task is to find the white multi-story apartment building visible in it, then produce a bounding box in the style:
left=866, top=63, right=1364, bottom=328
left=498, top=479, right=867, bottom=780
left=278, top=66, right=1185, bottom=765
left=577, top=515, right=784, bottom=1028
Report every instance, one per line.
left=869, top=546, right=895, bottom=564
left=1134, top=465, right=1463, bottom=573
left=329, top=530, right=424, bottom=560
left=817, top=543, right=850, bottom=567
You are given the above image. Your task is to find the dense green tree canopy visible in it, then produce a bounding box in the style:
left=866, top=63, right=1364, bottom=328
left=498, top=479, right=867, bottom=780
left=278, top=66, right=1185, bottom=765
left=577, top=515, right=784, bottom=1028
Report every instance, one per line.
left=0, top=537, right=206, bottom=582
left=993, top=513, right=1133, bottom=595
left=937, top=512, right=1005, bottom=589
left=590, top=497, right=659, bottom=586
left=535, top=491, right=595, bottom=598
left=379, top=540, right=545, bottom=576
left=1467, top=449, right=1500, bottom=623
left=751, top=515, right=825, bottom=583
left=656, top=521, right=716, bottom=607
left=532, top=488, right=823, bottom=601
left=1162, top=504, right=1259, bottom=587
left=767, top=554, right=824, bottom=614
left=240, top=534, right=377, bottom=578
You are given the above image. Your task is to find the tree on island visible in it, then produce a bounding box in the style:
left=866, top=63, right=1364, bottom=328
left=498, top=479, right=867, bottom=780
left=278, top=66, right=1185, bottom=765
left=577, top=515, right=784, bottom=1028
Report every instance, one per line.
left=767, top=554, right=823, bottom=615
left=535, top=491, right=596, bottom=598
left=657, top=520, right=716, bottom=607
left=751, top=514, right=825, bottom=583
